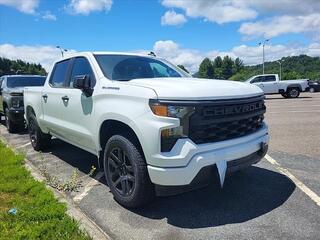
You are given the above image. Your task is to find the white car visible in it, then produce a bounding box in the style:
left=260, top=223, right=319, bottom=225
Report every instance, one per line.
left=246, top=74, right=309, bottom=98
left=24, top=52, right=269, bottom=207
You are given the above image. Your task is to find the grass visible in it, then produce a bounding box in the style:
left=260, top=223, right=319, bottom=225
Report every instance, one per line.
left=0, top=141, right=91, bottom=240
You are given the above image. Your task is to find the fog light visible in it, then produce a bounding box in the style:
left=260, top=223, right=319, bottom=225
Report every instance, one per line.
left=161, top=126, right=186, bottom=152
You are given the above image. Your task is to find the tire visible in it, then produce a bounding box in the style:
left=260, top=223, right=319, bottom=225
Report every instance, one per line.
left=281, top=93, right=288, bottom=98
left=309, top=87, right=315, bottom=93
left=103, top=134, right=154, bottom=208
left=287, top=88, right=300, bottom=98
left=4, top=108, right=17, bottom=133
left=28, top=114, right=51, bottom=151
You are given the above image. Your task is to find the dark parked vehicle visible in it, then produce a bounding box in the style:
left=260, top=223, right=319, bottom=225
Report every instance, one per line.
left=0, top=75, right=46, bottom=132
left=309, top=80, right=320, bottom=93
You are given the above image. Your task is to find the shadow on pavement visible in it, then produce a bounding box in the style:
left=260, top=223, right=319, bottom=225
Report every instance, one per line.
left=131, top=166, right=295, bottom=229
left=31, top=137, right=296, bottom=230
left=43, top=138, right=99, bottom=175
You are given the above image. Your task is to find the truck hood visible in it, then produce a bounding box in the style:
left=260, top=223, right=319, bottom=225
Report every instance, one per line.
left=6, top=87, right=25, bottom=95
left=125, top=77, right=263, bottom=100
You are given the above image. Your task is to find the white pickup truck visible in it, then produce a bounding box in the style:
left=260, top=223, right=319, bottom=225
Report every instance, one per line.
left=24, top=52, right=269, bottom=207
left=246, top=74, right=309, bottom=98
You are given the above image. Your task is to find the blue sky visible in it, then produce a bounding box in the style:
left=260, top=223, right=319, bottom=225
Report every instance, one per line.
left=0, top=0, right=320, bottom=72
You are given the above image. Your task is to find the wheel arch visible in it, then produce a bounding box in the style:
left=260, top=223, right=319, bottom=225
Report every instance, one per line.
left=286, top=84, right=302, bottom=91
left=98, top=119, right=145, bottom=168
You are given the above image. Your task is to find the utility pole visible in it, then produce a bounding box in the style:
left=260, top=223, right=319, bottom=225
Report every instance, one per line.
left=56, top=46, right=68, bottom=58
left=258, top=39, right=270, bottom=74
left=277, top=60, right=282, bottom=80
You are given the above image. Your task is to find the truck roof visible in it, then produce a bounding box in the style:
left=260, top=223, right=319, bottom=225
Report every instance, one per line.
left=60, top=51, right=155, bottom=60
left=1, top=75, right=46, bottom=78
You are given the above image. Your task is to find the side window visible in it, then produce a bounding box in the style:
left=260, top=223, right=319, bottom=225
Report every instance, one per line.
left=263, top=75, right=276, bottom=82
left=50, top=60, right=70, bottom=87
left=251, top=76, right=263, bottom=83
left=69, top=57, right=95, bottom=87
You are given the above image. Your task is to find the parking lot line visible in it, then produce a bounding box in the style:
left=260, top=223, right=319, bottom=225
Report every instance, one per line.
left=16, top=142, right=31, bottom=149
left=265, top=154, right=320, bottom=207
left=73, top=171, right=104, bottom=203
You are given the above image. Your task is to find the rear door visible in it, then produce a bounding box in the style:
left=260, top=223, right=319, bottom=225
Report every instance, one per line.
left=41, top=59, right=72, bottom=137
left=262, top=75, right=278, bottom=93
left=57, top=57, right=97, bottom=152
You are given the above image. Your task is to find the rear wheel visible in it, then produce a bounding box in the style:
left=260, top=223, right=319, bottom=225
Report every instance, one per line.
left=309, top=87, right=315, bottom=93
left=287, top=88, right=300, bottom=98
left=103, top=134, right=154, bottom=208
left=28, top=114, right=51, bottom=151
left=4, top=108, right=17, bottom=133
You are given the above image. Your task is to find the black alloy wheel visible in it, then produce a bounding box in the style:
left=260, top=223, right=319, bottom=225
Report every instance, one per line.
left=107, top=147, right=135, bottom=197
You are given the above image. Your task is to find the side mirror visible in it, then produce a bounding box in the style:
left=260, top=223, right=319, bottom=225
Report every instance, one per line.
left=73, top=75, right=93, bottom=96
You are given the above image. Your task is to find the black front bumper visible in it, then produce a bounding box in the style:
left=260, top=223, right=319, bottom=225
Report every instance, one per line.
left=8, top=108, right=25, bottom=123
left=155, top=144, right=268, bottom=196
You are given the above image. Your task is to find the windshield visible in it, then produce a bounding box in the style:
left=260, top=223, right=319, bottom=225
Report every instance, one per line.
left=7, top=76, right=46, bottom=88
left=95, top=55, right=187, bottom=81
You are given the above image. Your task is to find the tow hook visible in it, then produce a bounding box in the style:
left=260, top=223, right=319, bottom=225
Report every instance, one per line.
left=258, top=142, right=268, bottom=157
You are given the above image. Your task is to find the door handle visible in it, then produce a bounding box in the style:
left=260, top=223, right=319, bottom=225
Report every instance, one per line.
left=61, top=96, right=69, bottom=101
left=42, top=94, right=48, bottom=99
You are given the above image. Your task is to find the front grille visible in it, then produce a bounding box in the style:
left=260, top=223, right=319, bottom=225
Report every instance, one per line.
left=189, top=95, right=266, bottom=144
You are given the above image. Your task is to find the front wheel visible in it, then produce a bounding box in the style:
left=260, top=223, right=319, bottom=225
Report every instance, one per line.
left=4, top=108, right=17, bottom=133
left=28, top=114, right=51, bottom=151
left=287, top=88, right=300, bottom=98
left=103, top=134, right=154, bottom=208
left=309, top=87, right=315, bottom=93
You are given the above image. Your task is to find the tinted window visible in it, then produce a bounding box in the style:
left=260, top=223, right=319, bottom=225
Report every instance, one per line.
left=50, top=60, right=70, bottom=87
left=251, top=76, right=263, bottom=83
left=95, top=55, right=183, bottom=81
left=263, top=75, right=276, bottom=82
left=7, top=76, right=46, bottom=88
left=69, top=57, right=95, bottom=87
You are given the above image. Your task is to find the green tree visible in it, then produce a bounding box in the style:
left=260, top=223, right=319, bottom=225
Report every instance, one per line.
left=198, top=58, right=214, bottom=78
left=0, top=57, right=46, bottom=76
left=221, top=55, right=234, bottom=79
left=177, top=65, right=189, bottom=73
left=213, top=56, right=223, bottom=68
left=233, top=57, right=244, bottom=73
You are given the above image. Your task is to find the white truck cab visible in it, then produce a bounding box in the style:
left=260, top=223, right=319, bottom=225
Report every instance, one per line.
left=246, top=74, right=309, bottom=98
left=24, top=52, right=269, bottom=207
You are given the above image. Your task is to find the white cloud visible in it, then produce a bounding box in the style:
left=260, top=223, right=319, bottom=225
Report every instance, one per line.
left=42, top=11, right=57, bottom=21
left=239, top=14, right=320, bottom=38
left=152, top=40, right=320, bottom=73
left=161, top=10, right=187, bottom=26
left=0, top=0, right=39, bottom=14
left=1, top=41, right=319, bottom=75
left=66, top=0, right=112, bottom=15
left=160, top=0, right=320, bottom=39
left=0, top=44, right=76, bottom=71
left=161, top=0, right=257, bottom=24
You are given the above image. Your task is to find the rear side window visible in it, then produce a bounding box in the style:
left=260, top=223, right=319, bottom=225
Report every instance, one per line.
left=50, top=60, right=70, bottom=87
left=69, top=57, right=95, bottom=87
left=263, top=75, right=276, bottom=82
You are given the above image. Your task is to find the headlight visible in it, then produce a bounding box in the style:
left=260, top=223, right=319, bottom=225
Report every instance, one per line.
left=11, top=98, right=20, bottom=108
left=149, top=101, right=195, bottom=152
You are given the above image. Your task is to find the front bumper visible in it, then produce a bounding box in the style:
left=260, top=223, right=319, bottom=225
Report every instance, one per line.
left=8, top=108, right=24, bottom=123
left=147, top=124, right=269, bottom=186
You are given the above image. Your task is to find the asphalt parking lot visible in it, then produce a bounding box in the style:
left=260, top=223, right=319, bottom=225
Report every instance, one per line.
left=1, top=92, right=319, bottom=240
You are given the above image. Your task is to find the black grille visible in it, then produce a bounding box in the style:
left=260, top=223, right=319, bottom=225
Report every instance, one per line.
left=189, top=96, right=265, bottom=144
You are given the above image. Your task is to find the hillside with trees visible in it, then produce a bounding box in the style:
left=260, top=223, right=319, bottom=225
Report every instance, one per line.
left=0, top=57, right=47, bottom=77
left=195, top=55, right=320, bottom=81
